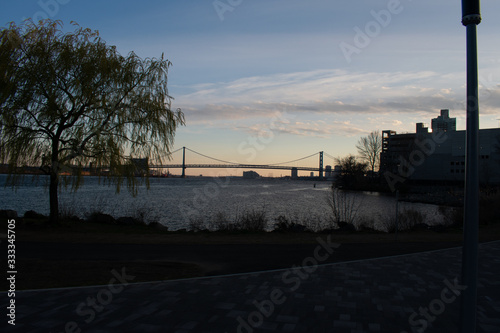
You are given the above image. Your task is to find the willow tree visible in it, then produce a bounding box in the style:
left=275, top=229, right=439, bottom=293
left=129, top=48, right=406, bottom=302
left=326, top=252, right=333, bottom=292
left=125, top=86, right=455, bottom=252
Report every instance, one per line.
left=0, top=20, right=185, bottom=223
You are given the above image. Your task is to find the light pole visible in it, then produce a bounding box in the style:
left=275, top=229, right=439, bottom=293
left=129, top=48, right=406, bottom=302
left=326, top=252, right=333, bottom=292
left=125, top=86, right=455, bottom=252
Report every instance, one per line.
left=181, top=146, right=186, bottom=178
left=460, top=1, right=481, bottom=332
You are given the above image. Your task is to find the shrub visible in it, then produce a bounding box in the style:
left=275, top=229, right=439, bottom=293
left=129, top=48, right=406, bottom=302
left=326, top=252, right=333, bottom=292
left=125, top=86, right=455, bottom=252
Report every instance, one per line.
left=188, top=215, right=207, bottom=232
left=326, top=187, right=361, bottom=228
left=380, top=208, right=426, bottom=233
left=148, top=221, right=169, bottom=231
left=58, top=199, right=81, bottom=221
left=132, top=207, right=160, bottom=225
left=87, top=212, right=116, bottom=225
left=273, top=215, right=307, bottom=233
left=438, top=205, right=462, bottom=227
left=0, top=210, right=18, bottom=219
left=480, top=190, right=500, bottom=225
left=116, top=216, right=145, bottom=226
left=209, top=211, right=238, bottom=232
left=24, top=210, right=46, bottom=219
left=237, top=209, right=267, bottom=232
left=399, top=209, right=426, bottom=230
left=354, top=216, right=376, bottom=232
left=336, top=221, right=356, bottom=232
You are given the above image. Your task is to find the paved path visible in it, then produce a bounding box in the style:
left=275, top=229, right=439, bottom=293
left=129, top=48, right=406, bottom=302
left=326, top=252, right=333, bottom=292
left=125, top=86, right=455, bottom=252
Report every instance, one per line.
left=3, top=241, right=500, bottom=333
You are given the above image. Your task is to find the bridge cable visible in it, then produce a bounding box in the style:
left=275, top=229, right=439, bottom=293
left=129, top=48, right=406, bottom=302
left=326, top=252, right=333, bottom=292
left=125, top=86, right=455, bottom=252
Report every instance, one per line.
left=169, top=147, right=184, bottom=155
left=323, top=152, right=337, bottom=161
left=184, top=147, right=240, bottom=165
left=181, top=147, right=323, bottom=167
left=267, top=152, right=320, bottom=166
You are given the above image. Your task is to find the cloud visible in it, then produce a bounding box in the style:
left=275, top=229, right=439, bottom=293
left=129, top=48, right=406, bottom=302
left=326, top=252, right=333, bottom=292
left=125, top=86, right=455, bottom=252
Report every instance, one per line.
left=231, top=118, right=368, bottom=139
left=178, top=69, right=449, bottom=113
left=174, top=67, right=500, bottom=137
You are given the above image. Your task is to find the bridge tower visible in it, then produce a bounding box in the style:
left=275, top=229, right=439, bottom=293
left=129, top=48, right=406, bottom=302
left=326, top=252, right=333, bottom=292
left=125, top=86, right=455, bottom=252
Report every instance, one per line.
left=319, top=151, right=324, bottom=180
left=181, top=147, right=186, bottom=178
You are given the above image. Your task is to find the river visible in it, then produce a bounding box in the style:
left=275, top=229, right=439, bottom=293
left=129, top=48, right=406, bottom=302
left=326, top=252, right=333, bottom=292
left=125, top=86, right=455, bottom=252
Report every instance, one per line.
left=0, top=175, right=446, bottom=231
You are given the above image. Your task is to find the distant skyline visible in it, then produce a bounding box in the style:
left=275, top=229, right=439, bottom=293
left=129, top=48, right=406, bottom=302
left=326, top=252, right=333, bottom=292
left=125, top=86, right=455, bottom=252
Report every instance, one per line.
left=2, top=0, right=500, bottom=176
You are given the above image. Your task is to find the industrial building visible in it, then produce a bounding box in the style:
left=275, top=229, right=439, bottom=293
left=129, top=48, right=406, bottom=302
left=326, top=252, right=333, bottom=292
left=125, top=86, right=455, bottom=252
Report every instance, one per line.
left=380, top=110, right=500, bottom=186
left=243, top=170, right=260, bottom=179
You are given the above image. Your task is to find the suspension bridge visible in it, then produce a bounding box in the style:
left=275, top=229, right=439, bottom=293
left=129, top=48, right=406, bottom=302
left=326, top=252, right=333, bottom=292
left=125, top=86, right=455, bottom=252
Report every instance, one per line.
left=149, top=147, right=337, bottom=179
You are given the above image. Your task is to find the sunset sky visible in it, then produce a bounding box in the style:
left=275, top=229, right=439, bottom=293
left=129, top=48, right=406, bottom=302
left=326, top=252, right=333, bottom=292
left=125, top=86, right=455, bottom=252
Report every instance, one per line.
left=2, top=0, right=500, bottom=176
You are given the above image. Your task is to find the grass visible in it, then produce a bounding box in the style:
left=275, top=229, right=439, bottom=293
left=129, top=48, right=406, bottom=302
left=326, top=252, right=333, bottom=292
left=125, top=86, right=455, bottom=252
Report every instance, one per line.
left=14, top=259, right=204, bottom=290
left=5, top=217, right=500, bottom=290
left=14, top=215, right=500, bottom=245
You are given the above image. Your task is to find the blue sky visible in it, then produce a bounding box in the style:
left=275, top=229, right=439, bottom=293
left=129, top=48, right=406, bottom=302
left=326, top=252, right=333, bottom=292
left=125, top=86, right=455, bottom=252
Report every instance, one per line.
left=2, top=0, right=500, bottom=176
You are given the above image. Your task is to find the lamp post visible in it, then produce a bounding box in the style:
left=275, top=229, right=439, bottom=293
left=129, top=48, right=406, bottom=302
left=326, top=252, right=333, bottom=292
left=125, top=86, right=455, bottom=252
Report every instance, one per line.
left=460, top=1, right=481, bottom=332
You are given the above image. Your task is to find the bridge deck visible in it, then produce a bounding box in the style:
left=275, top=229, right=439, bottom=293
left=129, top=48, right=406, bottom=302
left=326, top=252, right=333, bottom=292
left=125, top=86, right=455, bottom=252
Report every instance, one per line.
left=149, top=164, right=320, bottom=171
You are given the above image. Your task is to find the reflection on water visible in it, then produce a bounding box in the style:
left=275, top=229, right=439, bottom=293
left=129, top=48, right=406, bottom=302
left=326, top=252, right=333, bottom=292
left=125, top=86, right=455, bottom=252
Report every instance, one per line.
left=0, top=175, right=445, bottom=231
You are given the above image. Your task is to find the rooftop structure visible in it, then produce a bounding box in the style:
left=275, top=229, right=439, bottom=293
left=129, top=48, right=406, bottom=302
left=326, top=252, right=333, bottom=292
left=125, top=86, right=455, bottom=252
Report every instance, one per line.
left=431, top=109, right=456, bottom=132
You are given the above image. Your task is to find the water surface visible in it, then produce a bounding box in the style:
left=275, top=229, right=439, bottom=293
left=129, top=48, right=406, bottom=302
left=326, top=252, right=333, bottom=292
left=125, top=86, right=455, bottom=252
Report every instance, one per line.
left=0, top=175, right=445, bottom=231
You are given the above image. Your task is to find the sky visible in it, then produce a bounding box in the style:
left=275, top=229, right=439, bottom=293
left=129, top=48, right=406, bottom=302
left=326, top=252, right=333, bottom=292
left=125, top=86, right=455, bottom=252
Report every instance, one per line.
left=1, top=0, right=500, bottom=176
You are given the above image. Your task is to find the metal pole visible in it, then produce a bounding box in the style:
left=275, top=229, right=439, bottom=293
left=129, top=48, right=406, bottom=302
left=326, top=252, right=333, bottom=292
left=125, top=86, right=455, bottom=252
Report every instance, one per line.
left=460, top=1, right=481, bottom=332
left=319, top=151, right=324, bottom=180
left=395, top=190, right=399, bottom=241
left=181, top=147, right=186, bottom=178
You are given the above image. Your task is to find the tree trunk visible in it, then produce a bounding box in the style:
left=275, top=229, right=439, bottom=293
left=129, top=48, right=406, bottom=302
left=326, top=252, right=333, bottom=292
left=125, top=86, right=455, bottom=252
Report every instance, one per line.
left=49, top=170, right=59, bottom=224
left=49, top=138, right=60, bottom=224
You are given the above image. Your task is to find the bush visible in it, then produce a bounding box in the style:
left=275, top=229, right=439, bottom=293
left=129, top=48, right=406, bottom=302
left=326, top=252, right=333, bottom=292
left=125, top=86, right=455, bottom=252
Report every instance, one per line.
left=273, top=215, right=307, bottom=233
left=116, top=216, right=145, bottom=226
left=399, top=209, right=426, bottom=230
left=194, top=209, right=268, bottom=232
left=480, top=190, right=500, bottom=225
left=336, top=221, right=356, bottom=233
left=353, top=216, right=377, bottom=232
left=87, top=212, right=116, bottom=225
left=58, top=199, right=79, bottom=221
left=24, top=210, right=46, bottom=219
left=188, top=215, right=207, bottom=232
left=381, top=208, right=426, bottom=233
left=327, top=187, right=361, bottom=228
left=147, top=221, right=168, bottom=231
left=209, top=211, right=237, bottom=231
left=132, top=207, right=160, bottom=226
left=237, top=209, right=267, bottom=232
left=438, top=205, right=463, bottom=227
left=437, top=190, right=500, bottom=226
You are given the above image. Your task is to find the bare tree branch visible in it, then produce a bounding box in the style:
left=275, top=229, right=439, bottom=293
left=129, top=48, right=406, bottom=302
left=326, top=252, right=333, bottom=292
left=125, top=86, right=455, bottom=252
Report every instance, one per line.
left=356, top=130, right=382, bottom=175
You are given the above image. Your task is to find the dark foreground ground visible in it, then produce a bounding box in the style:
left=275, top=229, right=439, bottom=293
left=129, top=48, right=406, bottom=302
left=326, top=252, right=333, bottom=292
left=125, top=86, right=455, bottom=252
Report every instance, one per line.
left=6, top=240, right=465, bottom=290
left=3, top=240, right=500, bottom=332
left=2, top=220, right=499, bottom=291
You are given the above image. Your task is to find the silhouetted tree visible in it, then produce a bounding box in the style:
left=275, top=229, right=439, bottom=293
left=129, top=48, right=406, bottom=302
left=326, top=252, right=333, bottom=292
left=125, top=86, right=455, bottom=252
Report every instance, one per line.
left=356, top=130, right=382, bottom=176
left=0, top=20, right=185, bottom=223
left=334, top=155, right=367, bottom=189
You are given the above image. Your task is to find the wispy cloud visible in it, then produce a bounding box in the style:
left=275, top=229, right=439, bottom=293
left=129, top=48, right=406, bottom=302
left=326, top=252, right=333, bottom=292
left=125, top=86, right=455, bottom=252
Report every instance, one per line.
left=236, top=119, right=368, bottom=139
left=175, top=68, right=500, bottom=133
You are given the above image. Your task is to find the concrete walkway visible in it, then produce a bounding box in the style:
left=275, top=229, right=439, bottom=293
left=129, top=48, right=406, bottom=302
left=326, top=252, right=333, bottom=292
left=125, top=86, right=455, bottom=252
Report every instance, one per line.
left=3, top=241, right=500, bottom=333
